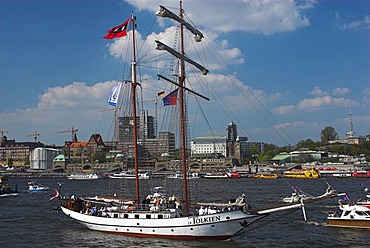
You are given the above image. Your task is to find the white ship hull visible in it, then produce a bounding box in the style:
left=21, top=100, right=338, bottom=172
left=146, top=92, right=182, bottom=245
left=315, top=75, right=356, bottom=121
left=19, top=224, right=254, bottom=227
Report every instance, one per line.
left=61, top=206, right=265, bottom=240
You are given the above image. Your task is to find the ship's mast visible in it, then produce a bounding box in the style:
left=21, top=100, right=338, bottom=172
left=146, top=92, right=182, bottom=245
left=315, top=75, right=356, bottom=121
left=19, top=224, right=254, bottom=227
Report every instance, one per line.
left=155, top=1, right=209, bottom=216
left=130, top=12, right=140, bottom=204
left=178, top=0, right=189, bottom=216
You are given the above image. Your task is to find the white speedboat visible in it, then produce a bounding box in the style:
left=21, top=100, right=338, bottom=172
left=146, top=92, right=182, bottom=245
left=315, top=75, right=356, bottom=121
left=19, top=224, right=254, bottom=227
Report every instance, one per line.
left=28, top=181, right=49, bottom=193
left=327, top=201, right=370, bottom=229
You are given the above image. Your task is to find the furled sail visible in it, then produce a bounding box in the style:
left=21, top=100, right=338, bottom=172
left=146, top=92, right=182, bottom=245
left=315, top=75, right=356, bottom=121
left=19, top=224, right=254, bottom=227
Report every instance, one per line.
left=155, top=40, right=209, bottom=75
left=156, top=5, right=204, bottom=42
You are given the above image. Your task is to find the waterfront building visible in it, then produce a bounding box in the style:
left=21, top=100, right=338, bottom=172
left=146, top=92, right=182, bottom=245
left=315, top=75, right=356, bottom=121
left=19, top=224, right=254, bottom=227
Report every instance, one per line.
left=0, top=135, right=58, bottom=167
left=191, top=136, right=227, bottom=157
left=30, top=147, right=61, bottom=170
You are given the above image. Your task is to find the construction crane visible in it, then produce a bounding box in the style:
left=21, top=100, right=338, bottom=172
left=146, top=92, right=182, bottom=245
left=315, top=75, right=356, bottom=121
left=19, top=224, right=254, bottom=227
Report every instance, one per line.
left=28, top=131, right=40, bottom=142
left=57, top=127, right=78, bottom=142
left=98, top=107, right=122, bottom=142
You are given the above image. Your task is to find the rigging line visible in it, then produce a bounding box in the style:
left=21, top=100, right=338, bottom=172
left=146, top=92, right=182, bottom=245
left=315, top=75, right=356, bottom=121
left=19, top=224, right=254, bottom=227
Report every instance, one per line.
left=203, top=38, right=296, bottom=146
left=186, top=65, right=257, bottom=149
left=181, top=48, right=258, bottom=145
left=190, top=88, right=227, bottom=156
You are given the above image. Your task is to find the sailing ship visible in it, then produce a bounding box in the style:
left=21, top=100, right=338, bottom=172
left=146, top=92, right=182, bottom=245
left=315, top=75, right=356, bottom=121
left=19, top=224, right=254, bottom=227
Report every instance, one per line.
left=60, top=2, right=305, bottom=240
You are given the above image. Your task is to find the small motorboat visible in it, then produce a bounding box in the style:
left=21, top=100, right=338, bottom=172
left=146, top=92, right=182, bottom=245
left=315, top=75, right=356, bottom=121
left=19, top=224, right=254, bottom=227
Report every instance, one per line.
left=28, top=181, right=49, bottom=193
left=327, top=200, right=370, bottom=229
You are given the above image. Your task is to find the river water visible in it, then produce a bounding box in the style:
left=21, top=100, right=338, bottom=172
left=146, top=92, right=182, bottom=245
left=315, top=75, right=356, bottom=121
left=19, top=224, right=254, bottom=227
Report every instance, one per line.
left=1, top=177, right=369, bottom=247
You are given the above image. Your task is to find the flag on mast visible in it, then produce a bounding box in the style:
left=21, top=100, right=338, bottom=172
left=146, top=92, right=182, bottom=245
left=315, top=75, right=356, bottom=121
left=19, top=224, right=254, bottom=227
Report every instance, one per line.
left=163, top=88, right=178, bottom=106
left=104, top=18, right=130, bottom=39
left=108, top=83, right=122, bottom=107
left=49, top=189, right=60, bottom=201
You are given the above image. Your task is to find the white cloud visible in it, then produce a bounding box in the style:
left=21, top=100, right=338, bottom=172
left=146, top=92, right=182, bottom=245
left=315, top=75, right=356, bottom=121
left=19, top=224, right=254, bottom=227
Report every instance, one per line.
left=309, top=86, right=327, bottom=96
left=341, top=16, right=370, bottom=31
left=0, top=81, right=119, bottom=144
left=125, top=0, right=315, bottom=35
left=332, top=87, right=351, bottom=96
left=274, top=95, right=360, bottom=115
left=297, top=96, right=359, bottom=111
left=273, top=105, right=295, bottom=115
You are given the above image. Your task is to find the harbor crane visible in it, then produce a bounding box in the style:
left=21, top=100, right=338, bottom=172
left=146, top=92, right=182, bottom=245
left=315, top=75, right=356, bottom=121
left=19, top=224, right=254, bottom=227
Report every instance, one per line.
left=57, top=127, right=78, bottom=142
left=28, top=131, right=40, bottom=142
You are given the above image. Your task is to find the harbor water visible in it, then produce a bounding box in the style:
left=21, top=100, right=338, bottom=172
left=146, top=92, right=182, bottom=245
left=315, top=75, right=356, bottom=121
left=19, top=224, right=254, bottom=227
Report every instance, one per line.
left=1, top=177, right=369, bottom=247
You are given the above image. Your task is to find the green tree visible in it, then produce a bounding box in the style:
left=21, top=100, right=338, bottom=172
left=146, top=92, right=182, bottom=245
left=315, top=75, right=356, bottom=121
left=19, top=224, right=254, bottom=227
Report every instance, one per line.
left=321, top=126, right=338, bottom=143
left=296, top=139, right=316, bottom=150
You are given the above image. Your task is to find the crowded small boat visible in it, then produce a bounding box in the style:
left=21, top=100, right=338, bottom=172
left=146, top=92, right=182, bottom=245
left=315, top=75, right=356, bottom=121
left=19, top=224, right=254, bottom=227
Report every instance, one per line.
left=0, top=175, right=18, bottom=197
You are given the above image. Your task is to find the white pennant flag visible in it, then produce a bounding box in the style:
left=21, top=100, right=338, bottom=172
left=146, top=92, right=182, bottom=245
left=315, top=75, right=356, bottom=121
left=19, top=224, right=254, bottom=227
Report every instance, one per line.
left=108, top=83, right=122, bottom=106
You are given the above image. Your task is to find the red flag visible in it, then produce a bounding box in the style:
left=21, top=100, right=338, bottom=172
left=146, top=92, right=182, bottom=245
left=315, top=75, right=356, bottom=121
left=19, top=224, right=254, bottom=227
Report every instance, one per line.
left=163, top=88, right=178, bottom=106
left=49, top=189, right=59, bottom=201
left=104, top=18, right=130, bottom=39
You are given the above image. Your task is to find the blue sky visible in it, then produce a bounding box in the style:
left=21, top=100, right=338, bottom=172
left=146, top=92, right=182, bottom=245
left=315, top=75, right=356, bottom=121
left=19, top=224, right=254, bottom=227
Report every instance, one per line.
left=0, top=0, right=369, bottom=147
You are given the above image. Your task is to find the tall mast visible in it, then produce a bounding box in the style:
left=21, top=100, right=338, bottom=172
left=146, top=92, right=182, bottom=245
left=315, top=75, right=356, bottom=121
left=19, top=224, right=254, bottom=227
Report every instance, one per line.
left=155, top=1, right=208, bottom=216
left=179, top=0, right=189, bottom=216
left=130, top=12, right=140, bottom=204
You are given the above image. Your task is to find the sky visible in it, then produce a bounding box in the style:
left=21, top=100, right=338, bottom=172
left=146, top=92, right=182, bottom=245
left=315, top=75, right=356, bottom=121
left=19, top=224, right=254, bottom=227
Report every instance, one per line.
left=0, top=0, right=369, bottom=147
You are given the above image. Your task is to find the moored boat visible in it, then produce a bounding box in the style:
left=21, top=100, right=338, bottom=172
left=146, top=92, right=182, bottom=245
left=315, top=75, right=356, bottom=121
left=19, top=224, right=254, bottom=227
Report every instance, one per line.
left=284, top=168, right=320, bottom=179
left=203, top=170, right=240, bottom=179
left=109, top=171, right=150, bottom=179
left=166, top=171, right=199, bottom=179
left=253, top=173, right=279, bottom=179
left=353, top=170, right=370, bottom=178
left=67, top=173, right=100, bottom=180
